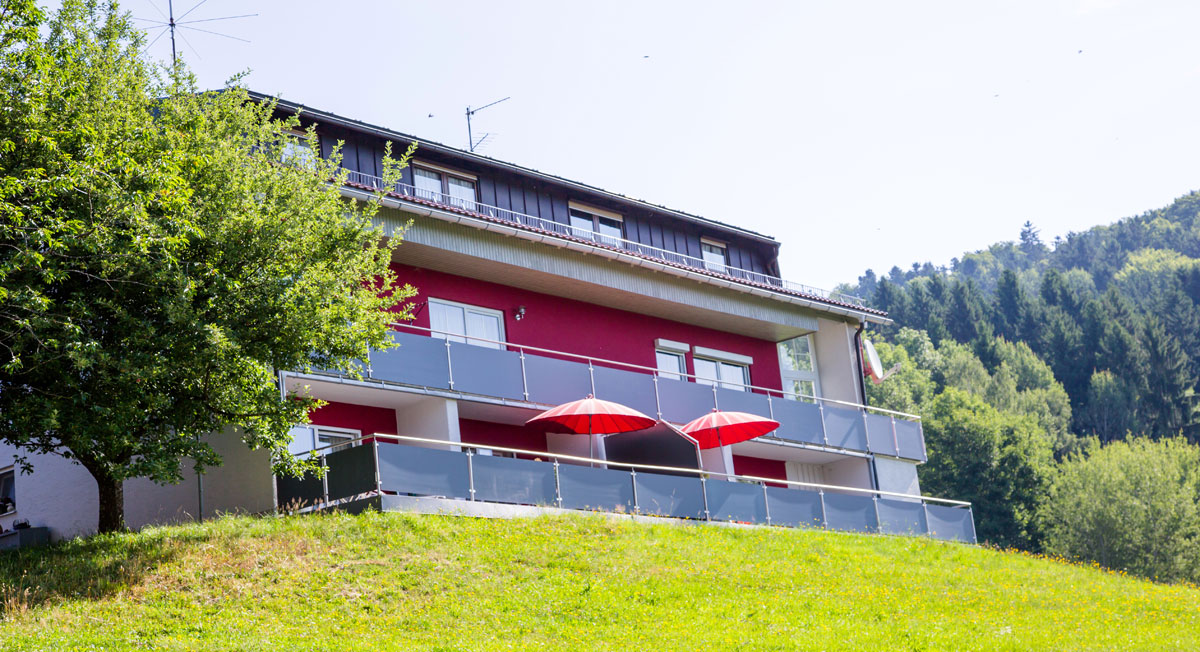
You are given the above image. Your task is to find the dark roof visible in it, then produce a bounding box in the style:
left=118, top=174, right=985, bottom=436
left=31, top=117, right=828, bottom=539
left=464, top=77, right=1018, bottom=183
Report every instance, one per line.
left=248, top=91, right=780, bottom=248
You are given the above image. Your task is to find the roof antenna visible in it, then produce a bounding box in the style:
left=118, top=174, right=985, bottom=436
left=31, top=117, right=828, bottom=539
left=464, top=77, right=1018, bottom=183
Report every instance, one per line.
left=466, top=97, right=510, bottom=152
left=136, top=1, right=257, bottom=65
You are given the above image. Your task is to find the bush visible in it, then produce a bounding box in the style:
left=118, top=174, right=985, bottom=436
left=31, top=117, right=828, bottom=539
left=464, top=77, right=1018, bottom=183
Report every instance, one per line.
left=1040, top=438, right=1200, bottom=583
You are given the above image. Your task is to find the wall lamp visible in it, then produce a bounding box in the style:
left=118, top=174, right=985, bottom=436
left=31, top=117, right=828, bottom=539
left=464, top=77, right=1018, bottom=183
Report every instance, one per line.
left=514, top=305, right=527, bottom=321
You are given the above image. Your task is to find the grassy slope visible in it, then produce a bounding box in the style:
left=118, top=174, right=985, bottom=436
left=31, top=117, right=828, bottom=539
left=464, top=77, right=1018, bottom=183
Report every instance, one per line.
left=0, top=512, right=1197, bottom=651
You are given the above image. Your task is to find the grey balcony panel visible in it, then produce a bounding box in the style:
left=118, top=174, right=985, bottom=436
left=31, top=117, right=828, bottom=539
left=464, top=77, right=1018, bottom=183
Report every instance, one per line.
left=895, top=419, right=927, bottom=462
left=866, top=413, right=898, bottom=457
left=635, top=472, right=705, bottom=519
left=713, top=387, right=771, bottom=420
left=370, top=332, right=451, bottom=389
left=822, top=492, right=878, bottom=533
left=447, top=342, right=525, bottom=400
left=925, top=504, right=975, bottom=542
left=276, top=472, right=324, bottom=508
left=524, top=355, right=593, bottom=407
left=656, top=377, right=717, bottom=424
left=377, top=443, right=470, bottom=499
left=707, top=480, right=768, bottom=524
left=326, top=444, right=379, bottom=500
left=557, top=464, right=635, bottom=513
left=762, top=487, right=823, bottom=528
left=770, top=399, right=825, bottom=445
left=876, top=497, right=926, bottom=536
left=592, top=366, right=658, bottom=418
left=471, top=455, right=558, bottom=506
left=823, top=406, right=868, bottom=451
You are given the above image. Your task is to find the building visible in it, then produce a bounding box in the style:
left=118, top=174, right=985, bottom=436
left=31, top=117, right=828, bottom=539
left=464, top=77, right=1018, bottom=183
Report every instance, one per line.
left=0, top=94, right=975, bottom=545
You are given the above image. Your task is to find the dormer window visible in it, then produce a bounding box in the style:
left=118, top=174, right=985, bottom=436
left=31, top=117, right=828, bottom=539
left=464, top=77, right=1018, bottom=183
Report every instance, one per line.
left=701, top=238, right=728, bottom=273
left=280, top=129, right=316, bottom=168
left=413, top=162, right=477, bottom=209
left=567, top=201, right=624, bottom=247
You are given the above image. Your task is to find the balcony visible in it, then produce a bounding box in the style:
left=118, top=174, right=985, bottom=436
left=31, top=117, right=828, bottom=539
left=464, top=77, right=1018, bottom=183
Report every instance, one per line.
left=276, top=434, right=975, bottom=543
left=339, top=169, right=874, bottom=314
left=294, top=324, right=928, bottom=462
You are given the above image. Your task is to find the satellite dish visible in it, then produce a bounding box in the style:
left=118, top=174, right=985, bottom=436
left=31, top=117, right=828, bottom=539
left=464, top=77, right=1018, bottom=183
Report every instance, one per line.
left=862, top=338, right=885, bottom=384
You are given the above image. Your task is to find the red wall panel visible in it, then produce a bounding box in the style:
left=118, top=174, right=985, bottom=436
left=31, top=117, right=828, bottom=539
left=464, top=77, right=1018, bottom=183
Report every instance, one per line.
left=732, top=454, right=788, bottom=488
left=309, top=401, right=397, bottom=436
left=459, top=418, right=548, bottom=455
left=391, top=264, right=783, bottom=391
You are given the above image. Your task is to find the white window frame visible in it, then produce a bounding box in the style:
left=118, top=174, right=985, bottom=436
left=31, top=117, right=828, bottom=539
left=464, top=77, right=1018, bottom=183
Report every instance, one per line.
left=314, top=426, right=361, bottom=455
left=567, top=201, right=624, bottom=244
left=0, top=465, right=14, bottom=515
left=412, top=161, right=478, bottom=208
left=778, top=334, right=821, bottom=402
left=428, top=297, right=506, bottom=349
left=655, top=350, right=687, bottom=380
left=280, top=129, right=316, bottom=168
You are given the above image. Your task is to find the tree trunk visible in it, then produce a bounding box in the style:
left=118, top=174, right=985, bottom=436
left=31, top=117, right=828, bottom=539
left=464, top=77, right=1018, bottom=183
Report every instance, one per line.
left=94, top=473, right=126, bottom=534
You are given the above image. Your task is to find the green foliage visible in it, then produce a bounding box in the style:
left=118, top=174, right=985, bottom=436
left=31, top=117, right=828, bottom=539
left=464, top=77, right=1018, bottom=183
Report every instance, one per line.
left=0, top=0, right=415, bottom=531
left=1040, top=438, right=1200, bottom=584
left=2, top=512, right=1199, bottom=650
left=921, top=389, right=1054, bottom=549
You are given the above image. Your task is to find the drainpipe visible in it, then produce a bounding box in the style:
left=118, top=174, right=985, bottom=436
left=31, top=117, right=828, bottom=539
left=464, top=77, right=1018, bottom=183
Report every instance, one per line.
left=853, top=320, right=880, bottom=492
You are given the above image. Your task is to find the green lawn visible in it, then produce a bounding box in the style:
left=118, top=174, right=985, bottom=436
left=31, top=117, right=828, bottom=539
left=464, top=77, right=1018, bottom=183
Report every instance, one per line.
left=0, top=511, right=1197, bottom=651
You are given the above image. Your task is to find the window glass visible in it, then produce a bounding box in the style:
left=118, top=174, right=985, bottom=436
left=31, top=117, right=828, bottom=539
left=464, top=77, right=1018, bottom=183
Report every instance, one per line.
left=281, top=139, right=315, bottom=167
left=596, top=216, right=623, bottom=246
left=569, top=209, right=595, bottom=239
left=316, top=428, right=357, bottom=454
left=779, top=336, right=813, bottom=372
left=414, top=167, right=443, bottom=200
left=0, top=468, right=13, bottom=515
left=693, top=358, right=719, bottom=386
left=655, top=350, right=686, bottom=380
left=718, top=361, right=749, bottom=391
left=702, top=242, right=727, bottom=273
left=429, top=300, right=467, bottom=344
left=465, top=311, right=502, bottom=349
left=789, top=380, right=816, bottom=403
left=447, top=176, right=476, bottom=208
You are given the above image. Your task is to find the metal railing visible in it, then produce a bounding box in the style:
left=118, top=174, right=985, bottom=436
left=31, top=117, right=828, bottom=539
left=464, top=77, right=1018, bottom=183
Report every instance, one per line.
left=389, top=322, right=920, bottom=421
left=280, top=433, right=975, bottom=542
left=340, top=168, right=869, bottom=310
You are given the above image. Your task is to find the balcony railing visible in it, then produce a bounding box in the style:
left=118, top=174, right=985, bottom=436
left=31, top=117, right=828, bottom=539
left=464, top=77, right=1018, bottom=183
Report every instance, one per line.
left=295, top=323, right=928, bottom=462
left=276, top=433, right=975, bottom=543
left=339, top=168, right=869, bottom=311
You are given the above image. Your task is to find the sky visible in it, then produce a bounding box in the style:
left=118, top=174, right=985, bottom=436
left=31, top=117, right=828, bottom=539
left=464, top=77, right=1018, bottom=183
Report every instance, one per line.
left=123, top=0, right=1200, bottom=291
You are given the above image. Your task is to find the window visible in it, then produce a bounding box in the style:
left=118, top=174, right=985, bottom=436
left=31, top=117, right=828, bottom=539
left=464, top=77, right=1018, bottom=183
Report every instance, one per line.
left=694, top=358, right=750, bottom=391
left=0, top=467, right=14, bottom=515
left=315, top=427, right=359, bottom=454
left=655, top=350, right=686, bottom=380
left=567, top=202, right=624, bottom=247
left=779, top=335, right=820, bottom=402
left=412, top=163, right=477, bottom=209
left=701, top=238, right=728, bottom=274
left=280, top=130, right=316, bottom=168
left=428, top=298, right=505, bottom=349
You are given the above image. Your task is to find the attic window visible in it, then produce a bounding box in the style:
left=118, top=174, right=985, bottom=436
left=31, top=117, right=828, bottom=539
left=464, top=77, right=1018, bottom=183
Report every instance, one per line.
left=701, top=238, right=728, bottom=273
left=567, top=201, right=624, bottom=246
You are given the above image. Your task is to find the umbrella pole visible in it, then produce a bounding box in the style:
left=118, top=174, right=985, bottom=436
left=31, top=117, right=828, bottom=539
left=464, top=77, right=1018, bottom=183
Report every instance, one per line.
left=589, top=414, right=595, bottom=468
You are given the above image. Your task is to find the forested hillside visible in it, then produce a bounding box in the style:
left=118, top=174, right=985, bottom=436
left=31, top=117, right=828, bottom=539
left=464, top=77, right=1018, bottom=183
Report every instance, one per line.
left=837, top=190, right=1200, bottom=579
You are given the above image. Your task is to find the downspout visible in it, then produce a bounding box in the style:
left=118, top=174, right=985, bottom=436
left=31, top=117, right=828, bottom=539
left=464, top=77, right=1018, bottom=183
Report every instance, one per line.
left=853, top=320, right=880, bottom=492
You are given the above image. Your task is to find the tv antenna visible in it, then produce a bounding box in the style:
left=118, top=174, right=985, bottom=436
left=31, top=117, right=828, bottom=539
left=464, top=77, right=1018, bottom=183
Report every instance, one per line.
left=466, top=96, right=510, bottom=152
left=136, top=1, right=257, bottom=65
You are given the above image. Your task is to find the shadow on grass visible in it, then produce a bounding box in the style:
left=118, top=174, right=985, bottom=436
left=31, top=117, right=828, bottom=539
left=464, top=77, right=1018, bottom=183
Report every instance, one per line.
left=0, top=526, right=213, bottom=616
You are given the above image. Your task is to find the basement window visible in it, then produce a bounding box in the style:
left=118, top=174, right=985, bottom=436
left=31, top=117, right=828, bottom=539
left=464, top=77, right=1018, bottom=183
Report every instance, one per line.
left=0, top=467, right=14, bottom=515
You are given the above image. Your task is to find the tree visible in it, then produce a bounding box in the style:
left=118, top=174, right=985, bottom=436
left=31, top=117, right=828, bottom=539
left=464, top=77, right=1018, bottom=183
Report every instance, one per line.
left=0, top=1, right=416, bottom=532
left=920, top=389, right=1054, bottom=549
left=1040, top=438, right=1200, bottom=583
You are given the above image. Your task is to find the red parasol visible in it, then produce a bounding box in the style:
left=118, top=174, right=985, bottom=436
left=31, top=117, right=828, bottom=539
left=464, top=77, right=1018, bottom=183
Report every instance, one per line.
left=526, top=395, right=656, bottom=462
left=680, top=409, right=781, bottom=450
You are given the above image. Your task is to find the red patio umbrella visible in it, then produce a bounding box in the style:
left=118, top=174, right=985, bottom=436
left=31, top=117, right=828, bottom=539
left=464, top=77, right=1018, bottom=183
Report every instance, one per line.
left=525, top=395, right=656, bottom=462
left=680, top=409, right=781, bottom=450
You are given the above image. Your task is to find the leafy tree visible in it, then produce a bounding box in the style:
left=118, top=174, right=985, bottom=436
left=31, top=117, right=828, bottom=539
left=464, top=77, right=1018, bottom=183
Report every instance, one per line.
left=1078, top=371, right=1137, bottom=443
left=0, top=1, right=415, bottom=531
left=921, top=389, right=1054, bottom=549
left=1040, top=438, right=1200, bottom=583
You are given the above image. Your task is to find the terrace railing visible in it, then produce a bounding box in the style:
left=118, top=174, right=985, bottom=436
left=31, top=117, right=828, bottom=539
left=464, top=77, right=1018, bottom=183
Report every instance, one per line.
left=276, top=433, right=975, bottom=543
left=296, top=323, right=928, bottom=462
left=340, top=169, right=868, bottom=310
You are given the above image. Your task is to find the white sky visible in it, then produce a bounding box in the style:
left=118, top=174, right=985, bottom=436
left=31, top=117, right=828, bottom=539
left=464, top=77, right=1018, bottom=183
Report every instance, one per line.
left=126, top=0, right=1200, bottom=291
